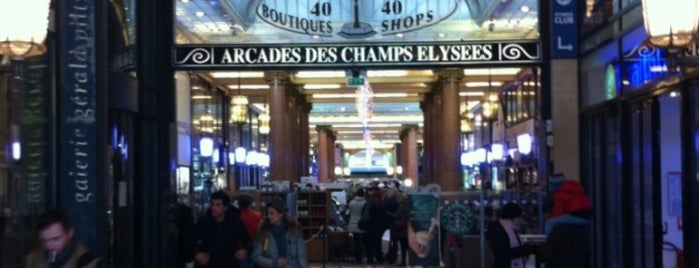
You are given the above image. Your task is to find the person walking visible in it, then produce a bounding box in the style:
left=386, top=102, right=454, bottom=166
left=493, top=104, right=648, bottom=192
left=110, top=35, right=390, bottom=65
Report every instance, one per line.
left=252, top=198, right=308, bottom=268
left=541, top=175, right=592, bottom=268
left=486, top=203, right=537, bottom=268
left=346, top=187, right=368, bottom=263
left=194, top=191, right=252, bottom=268
left=364, top=186, right=390, bottom=266
left=25, top=209, right=104, bottom=268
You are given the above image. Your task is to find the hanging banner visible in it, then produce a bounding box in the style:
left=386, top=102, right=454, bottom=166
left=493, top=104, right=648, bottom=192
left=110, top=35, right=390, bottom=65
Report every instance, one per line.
left=407, top=184, right=442, bottom=267
left=172, top=41, right=541, bottom=69
left=20, top=57, right=49, bottom=215
left=59, top=0, right=98, bottom=250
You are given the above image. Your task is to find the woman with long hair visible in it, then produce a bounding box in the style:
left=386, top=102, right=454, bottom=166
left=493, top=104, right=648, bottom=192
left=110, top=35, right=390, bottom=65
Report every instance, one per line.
left=253, top=199, right=308, bottom=268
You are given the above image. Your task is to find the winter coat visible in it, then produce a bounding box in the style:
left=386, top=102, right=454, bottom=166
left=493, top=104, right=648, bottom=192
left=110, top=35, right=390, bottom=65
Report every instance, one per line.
left=253, top=217, right=308, bottom=268
left=195, top=208, right=253, bottom=268
left=485, top=221, right=535, bottom=268
left=542, top=223, right=590, bottom=268
left=25, top=242, right=103, bottom=268
left=346, top=196, right=367, bottom=233
left=548, top=181, right=592, bottom=219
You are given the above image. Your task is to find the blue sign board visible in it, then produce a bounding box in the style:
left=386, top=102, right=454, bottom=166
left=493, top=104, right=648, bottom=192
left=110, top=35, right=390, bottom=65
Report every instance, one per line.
left=551, top=0, right=578, bottom=58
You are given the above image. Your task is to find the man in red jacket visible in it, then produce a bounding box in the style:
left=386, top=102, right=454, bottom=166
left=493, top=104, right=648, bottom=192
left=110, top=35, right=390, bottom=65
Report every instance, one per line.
left=237, top=194, right=262, bottom=268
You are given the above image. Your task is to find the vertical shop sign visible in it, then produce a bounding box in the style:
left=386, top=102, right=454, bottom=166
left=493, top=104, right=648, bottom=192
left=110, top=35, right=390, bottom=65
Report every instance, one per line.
left=59, top=0, right=98, bottom=249
left=551, top=0, right=578, bottom=58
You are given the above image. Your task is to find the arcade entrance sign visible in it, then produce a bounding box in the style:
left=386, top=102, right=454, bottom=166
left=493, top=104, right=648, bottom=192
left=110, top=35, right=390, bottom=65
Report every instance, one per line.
left=173, top=41, right=541, bottom=69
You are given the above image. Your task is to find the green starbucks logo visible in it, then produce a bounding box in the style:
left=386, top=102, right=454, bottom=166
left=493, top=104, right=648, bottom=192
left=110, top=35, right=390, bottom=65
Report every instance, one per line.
left=440, top=202, right=475, bottom=236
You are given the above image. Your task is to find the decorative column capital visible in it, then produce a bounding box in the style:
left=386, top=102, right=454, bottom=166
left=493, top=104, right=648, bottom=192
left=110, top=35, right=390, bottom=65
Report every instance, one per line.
left=264, top=70, right=290, bottom=83
left=400, top=124, right=419, bottom=138
left=437, top=68, right=464, bottom=83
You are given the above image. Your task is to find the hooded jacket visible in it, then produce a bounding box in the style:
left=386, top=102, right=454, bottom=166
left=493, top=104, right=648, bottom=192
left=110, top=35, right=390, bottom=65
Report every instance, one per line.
left=548, top=180, right=592, bottom=219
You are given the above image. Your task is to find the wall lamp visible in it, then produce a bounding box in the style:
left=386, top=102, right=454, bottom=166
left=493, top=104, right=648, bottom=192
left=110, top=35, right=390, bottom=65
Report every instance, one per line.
left=642, top=0, right=699, bottom=70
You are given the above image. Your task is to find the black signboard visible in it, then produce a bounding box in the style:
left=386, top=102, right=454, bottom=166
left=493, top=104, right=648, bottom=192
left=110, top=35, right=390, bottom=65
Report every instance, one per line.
left=173, top=41, right=541, bottom=69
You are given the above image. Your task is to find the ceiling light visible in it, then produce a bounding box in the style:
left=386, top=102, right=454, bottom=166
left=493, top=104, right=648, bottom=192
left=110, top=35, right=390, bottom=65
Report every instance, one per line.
left=195, top=11, right=205, bottom=17
left=296, top=71, right=345, bottom=78
left=191, top=95, right=212, bottom=100
left=309, top=115, right=423, bottom=123
left=520, top=5, right=530, bottom=13
left=464, top=68, right=521, bottom=75
left=210, top=71, right=264, bottom=78
left=228, top=84, right=270, bottom=90
left=367, top=70, right=408, bottom=77
left=465, top=81, right=503, bottom=87
left=304, top=84, right=342, bottom=90
left=460, top=92, right=485, bottom=97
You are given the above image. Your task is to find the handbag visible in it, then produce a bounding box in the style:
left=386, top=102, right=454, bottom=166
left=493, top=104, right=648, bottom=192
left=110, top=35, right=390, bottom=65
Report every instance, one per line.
left=357, top=202, right=369, bottom=231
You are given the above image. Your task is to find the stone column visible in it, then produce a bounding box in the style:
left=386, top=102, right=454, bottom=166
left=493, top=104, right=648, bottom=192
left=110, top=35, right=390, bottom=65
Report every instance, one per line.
left=420, top=93, right=434, bottom=185
left=316, top=126, right=334, bottom=182
left=297, top=98, right=312, bottom=178
left=437, top=68, right=464, bottom=191
left=400, top=125, right=419, bottom=184
left=266, top=71, right=290, bottom=181
left=286, top=88, right=299, bottom=181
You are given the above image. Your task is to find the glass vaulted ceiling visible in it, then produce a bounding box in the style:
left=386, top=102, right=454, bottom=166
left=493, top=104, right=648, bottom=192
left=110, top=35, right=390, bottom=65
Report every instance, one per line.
left=175, top=0, right=540, bottom=44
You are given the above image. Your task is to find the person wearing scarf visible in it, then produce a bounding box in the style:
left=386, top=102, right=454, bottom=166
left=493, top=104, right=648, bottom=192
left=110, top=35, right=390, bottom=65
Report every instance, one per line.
left=486, top=203, right=537, bottom=268
left=253, top=199, right=308, bottom=268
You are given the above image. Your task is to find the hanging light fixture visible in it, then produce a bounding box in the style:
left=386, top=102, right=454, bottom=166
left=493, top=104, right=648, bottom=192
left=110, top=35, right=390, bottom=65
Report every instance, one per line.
left=230, top=74, right=249, bottom=124
left=258, top=98, right=270, bottom=135
left=0, top=0, right=51, bottom=58
left=199, top=108, right=215, bottom=134
left=460, top=111, right=475, bottom=134
left=641, top=0, right=699, bottom=48
left=481, top=73, right=500, bottom=122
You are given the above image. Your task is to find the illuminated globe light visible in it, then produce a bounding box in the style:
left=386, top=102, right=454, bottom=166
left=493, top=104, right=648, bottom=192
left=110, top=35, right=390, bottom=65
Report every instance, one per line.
left=461, top=152, right=468, bottom=166
left=403, top=178, right=413, bottom=187
left=517, top=134, right=533, bottom=155
left=386, top=166, right=395, bottom=176
left=475, top=148, right=487, bottom=163
left=245, top=150, right=258, bottom=166
left=235, top=147, right=247, bottom=163
left=11, top=141, right=21, bottom=161
left=199, top=137, right=214, bottom=157
left=491, top=143, right=505, bottom=161
left=258, top=153, right=270, bottom=168
left=212, top=148, right=220, bottom=163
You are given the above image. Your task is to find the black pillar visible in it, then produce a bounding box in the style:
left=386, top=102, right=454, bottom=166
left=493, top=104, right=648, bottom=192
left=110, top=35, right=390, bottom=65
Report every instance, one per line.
left=135, top=0, right=175, bottom=266
left=682, top=79, right=699, bottom=268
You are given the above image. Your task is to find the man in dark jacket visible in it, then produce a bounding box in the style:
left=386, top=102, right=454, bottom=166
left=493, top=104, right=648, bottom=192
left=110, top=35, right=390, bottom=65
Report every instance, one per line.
left=195, top=191, right=252, bottom=268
